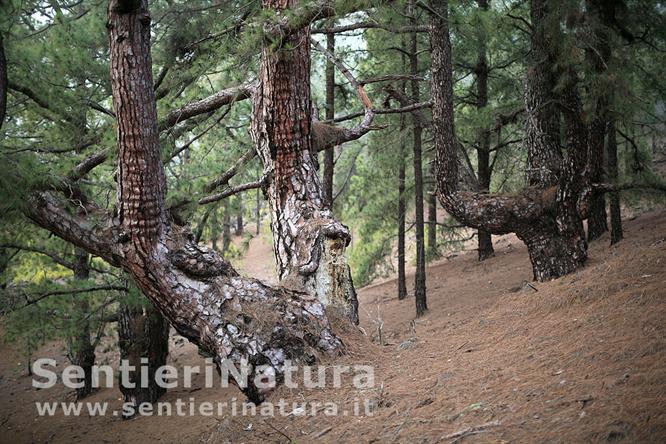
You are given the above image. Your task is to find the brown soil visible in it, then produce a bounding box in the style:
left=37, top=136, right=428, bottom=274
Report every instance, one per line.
left=1, top=210, right=665, bottom=443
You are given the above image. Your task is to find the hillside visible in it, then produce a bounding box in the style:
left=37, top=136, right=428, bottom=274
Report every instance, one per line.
left=1, top=209, right=665, bottom=443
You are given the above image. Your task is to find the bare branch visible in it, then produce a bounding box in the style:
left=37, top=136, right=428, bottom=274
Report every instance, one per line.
left=311, top=38, right=379, bottom=148
left=205, top=148, right=257, bottom=193
left=328, top=101, right=431, bottom=124
left=359, top=74, right=424, bottom=85
left=199, top=176, right=267, bottom=205
left=312, top=20, right=427, bottom=34
left=0, top=243, right=77, bottom=271
left=159, top=82, right=256, bottom=131
left=17, top=284, right=128, bottom=309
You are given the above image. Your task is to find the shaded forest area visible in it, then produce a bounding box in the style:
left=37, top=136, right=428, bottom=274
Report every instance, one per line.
left=0, top=0, right=665, bottom=442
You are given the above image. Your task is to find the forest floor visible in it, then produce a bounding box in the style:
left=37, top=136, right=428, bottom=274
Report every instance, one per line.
left=1, top=209, right=665, bottom=443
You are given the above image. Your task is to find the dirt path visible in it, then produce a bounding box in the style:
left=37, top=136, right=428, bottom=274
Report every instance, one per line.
left=1, top=210, right=665, bottom=443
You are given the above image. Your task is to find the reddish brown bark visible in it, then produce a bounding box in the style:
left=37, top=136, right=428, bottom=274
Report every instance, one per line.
left=322, top=29, right=336, bottom=207
left=251, top=0, right=358, bottom=323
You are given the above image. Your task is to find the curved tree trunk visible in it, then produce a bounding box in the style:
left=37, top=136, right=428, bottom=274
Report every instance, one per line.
left=251, top=0, right=358, bottom=324
left=28, top=0, right=343, bottom=404
left=430, top=0, right=587, bottom=282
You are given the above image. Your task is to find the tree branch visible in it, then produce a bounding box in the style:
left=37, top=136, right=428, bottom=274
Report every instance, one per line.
left=199, top=176, right=267, bottom=205
left=158, top=82, right=255, bottom=131
left=0, top=243, right=77, bottom=271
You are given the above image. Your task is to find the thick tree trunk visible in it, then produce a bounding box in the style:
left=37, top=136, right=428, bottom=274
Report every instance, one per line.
left=67, top=249, right=96, bottom=400
left=587, top=105, right=608, bottom=242
left=430, top=0, right=587, bottom=282
left=475, top=0, right=494, bottom=261
left=251, top=0, right=358, bottom=323
left=322, top=29, right=335, bottom=207
left=74, top=0, right=345, bottom=404
left=409, top=14, right=427, bottom=317
left=586, top=0, right=612, bottom=241
left=607, top=119, right=623, bottom=244
left=117, top=300, right=169, bottom=416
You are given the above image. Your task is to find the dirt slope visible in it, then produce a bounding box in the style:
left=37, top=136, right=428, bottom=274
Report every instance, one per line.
left=1, top=210, right=665, bottom=443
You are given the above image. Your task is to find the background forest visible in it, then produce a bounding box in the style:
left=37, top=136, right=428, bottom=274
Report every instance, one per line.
left=0, top=0, right=665, bottom=442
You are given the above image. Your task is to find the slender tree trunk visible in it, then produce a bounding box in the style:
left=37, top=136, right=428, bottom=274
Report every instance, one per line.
left=210, top=205, right=219, bottom=251
left=322, top=29, right=335, bottom=207
left=607, top=119, right=623, bottom=244
left=409, top=10, right=427, bottom=317
left=222, top=199, right=231, bottom=254
left=475, top=0, right=494, bottom=261
left=397, top=115, right=408, bottom=301
left=67, top=249, right=96, bottom=400
left=251, top=0, right=358, bottom=323
left=0, top=33, right=7, bottom=131
left=255, top=187, right=261, bottom=235
left=427, top=185, right=438, bottom=259
left=235, top=195, right=244, bottom=236
left=117, top=300, right=169, bottom=417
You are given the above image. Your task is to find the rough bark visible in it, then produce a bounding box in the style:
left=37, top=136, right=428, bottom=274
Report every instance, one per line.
left=66, top=249, right=96, bottom=400
left=585, top=0, right=614, bottom=241
left=475, top=0, right=494, bottom=261
left=430, top=0, right=588, bottom=282
left=117, top=300, right=169, bottom=416
left=409, top=8, right=427, bottom=317
left=322, top=29, right=335, bottom=207
left=427, top=185, right=438, bottom=259
left=251, top=0, right=358, bottom=324
left=22, top=0, right=343, bottom=404
left=607, top=119, right=623, bottom=244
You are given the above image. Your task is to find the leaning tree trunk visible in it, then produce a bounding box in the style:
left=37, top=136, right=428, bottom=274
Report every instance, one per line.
left=117, top=300, right=169, bottom=416
left=251, top=0, right=358, bottom=323
left=67, top=249, right=96, bottom=400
